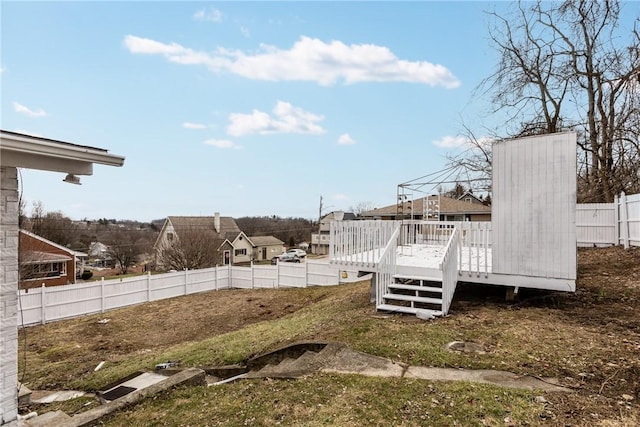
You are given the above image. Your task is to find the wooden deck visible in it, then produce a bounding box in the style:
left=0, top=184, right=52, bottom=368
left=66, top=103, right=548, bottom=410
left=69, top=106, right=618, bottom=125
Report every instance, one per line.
left=330, top=220, right=575, bottom=318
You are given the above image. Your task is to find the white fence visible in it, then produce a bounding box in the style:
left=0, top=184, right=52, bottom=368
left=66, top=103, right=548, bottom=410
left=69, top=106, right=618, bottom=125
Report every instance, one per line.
left=576, top=192, right=640, bottom=248
left=18, top=261, right=352, bottom=326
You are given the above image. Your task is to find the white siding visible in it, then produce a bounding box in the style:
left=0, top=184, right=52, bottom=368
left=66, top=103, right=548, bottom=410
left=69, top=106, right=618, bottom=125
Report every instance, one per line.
left=1, top=167, right=19, bottom=424
left=492, top=133, right=577, bottom=281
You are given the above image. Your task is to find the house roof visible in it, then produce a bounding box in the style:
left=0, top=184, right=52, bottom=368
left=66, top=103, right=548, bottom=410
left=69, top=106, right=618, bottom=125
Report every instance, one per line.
left=249, top=236, right=284, bottom=246
left=21, top=250, right=71, bottom=265
left=165, top=216, right=241, bottom=244
left=457, top=191, right=484, bottom=204
left=362, top=195, right=491, bottom=217
left=1, top=129, right=125, bottom=175
left=20, top=229, right=79, bottom=256
left=168, top=216, right=239, bottom=232
left=322, top=211, right=357, bottom=221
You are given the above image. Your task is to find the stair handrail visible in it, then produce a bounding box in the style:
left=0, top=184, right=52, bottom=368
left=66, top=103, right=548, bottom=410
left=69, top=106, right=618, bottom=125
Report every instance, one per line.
left=375, top=224, right=400, bottom=307
left=439, top=227, right=460, bottom=315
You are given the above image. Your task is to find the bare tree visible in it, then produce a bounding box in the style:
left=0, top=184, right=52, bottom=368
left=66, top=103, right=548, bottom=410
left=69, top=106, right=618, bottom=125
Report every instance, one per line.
left=479, top=0, right=640, bottom=201
left=156, top=227, right=219, bottom=271
left=27, top=201, right=77, bottom=246
left=444, top=124, right=494, bottom=197
left=349, top=201, right=376, bottom=216
left=107, top=230, right=149, bottom=275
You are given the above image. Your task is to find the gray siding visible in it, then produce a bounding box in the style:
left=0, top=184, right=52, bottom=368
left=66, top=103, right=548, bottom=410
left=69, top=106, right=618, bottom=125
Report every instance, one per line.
left=492, top=133, right=577, bottom=280
left=1, top=167, right=19, bottom=424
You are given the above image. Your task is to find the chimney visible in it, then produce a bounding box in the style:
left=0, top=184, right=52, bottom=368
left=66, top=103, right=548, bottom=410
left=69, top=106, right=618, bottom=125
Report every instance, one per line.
left=214, top=212, right=220, bottom=233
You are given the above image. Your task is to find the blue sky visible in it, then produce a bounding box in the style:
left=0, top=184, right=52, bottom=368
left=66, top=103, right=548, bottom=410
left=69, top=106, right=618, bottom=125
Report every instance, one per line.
left=2, top=1, right=637, bottom=221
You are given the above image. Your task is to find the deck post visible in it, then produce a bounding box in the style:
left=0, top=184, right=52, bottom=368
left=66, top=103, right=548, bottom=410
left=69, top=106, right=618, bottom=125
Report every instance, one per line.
left=369, top=273, right=377, bottom=304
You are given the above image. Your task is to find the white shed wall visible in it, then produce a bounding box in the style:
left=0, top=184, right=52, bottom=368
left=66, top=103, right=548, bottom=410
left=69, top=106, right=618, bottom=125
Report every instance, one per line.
left=492, top=133, right=577, bottom=281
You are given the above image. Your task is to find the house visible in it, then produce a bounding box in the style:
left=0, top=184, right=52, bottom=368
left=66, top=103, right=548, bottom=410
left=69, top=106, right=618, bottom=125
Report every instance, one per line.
left=0, top=129, right=124, bottom=425
left=248, top=235, right=285, bottom=261
left=88, top=241, right=115, bottom=268
left=359, top=195, right=491, bottom=222
left=19, top=230, right=87, bottom=289
left=225, top=231, right=254, bottom=264
left=457, top=191, right=486, bottom=206
left=154, top=213, right=242, bottom=268
left=311, top=211, right=356, bottom=255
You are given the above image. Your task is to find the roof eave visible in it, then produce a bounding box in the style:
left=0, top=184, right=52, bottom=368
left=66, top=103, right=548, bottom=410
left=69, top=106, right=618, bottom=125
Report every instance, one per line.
left=1, top=130, right=125, bottom=174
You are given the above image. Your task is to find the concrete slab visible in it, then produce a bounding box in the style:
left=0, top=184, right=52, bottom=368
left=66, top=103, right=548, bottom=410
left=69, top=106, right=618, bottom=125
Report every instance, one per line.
left=22, top=410, right=72, bottom=426
left=18, top=384, right=32, bottom=406
left=117, top=372, right=167, bottom=391
left=405, top=367, right=571, bottom=392
left=69, top=368, right=206, bottom=427
left=321, top=347, right=406, bottom=378
left=30, top=391, right=86, bottom=404
left=100, top=371, right=167, bottom=402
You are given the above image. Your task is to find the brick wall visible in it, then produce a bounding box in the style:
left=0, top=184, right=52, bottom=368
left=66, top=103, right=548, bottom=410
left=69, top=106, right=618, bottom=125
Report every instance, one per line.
left=0, top=166, right=19, bottom=424
left=19, top=232, right=76, bottom=289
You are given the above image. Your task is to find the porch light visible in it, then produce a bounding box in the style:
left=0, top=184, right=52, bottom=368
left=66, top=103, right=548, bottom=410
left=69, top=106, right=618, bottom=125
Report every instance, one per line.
left=63, top=173, right=81, bottom=185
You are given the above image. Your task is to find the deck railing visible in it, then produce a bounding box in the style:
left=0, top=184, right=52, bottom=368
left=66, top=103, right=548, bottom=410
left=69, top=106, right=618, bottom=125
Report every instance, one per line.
left=455, top=221, right=491, bottom=278
left=440, top=228, right=460, bottom=315
left=375, top=225, right=400, bottom=307
left=398, top=220, right=454, bottom=246
left=330, top=220, right=492, bottom=278
left=330, top=220, right=399, bottom=269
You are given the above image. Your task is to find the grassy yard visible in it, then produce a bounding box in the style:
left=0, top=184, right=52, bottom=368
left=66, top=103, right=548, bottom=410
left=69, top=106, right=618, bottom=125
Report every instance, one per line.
left=19, top=247, right=640, bottom=426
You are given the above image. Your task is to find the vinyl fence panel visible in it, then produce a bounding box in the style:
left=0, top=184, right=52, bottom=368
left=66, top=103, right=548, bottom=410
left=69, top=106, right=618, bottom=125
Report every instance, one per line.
left=19, top=261, right=355, bottom=326
left=576, top=203, right=616, bottom=247
left=104, top=276, right=148, bottom=310
left=307, top=261, right=341, bottom=286
left=252, top=265, right=279, bottom=289
left=619, top=192, right=640, bottom=248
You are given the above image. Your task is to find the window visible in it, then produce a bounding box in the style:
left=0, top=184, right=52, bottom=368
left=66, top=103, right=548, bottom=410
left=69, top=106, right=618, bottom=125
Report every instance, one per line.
left=167, top=232, right=174, bottom=241
left=23, top=262, right=67, bottom=281
left=235, top=248, right=247, bottom=256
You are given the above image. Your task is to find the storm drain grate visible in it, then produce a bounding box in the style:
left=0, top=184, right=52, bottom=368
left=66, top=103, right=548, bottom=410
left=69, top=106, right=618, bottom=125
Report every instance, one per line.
left=101, top=385, right=136, bottom=401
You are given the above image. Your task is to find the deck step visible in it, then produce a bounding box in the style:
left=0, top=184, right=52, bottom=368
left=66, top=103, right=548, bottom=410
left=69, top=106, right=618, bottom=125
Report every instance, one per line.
left=382, top=293, right=442, bottom=305
left=393, top=274, right=442, bottom=283
left=377, top=304, right=443, bottom=317
left=388, top=283, right=442, bottom=293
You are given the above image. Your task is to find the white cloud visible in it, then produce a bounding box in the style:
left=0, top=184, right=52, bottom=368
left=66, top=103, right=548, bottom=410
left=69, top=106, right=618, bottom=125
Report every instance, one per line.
left=13, top=102, right=47, bottom=118
left=183, top=122, right=207, bottom=130
left=124, top=35, right=460, bottom=88
left=240, top=26, right=250, bottom=38
left=203, top=138, right=242, bottom=149
left=432, top=135, right=469, bottom=148
left=0, top=65, right=5, bottom=73
left=193, top=7, right=223, bottom=23
left=337, top=133, right=356, bottom=145
left=227, top=101, right=325, bottom=137
left=332, top=193, right=349, bottom=201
